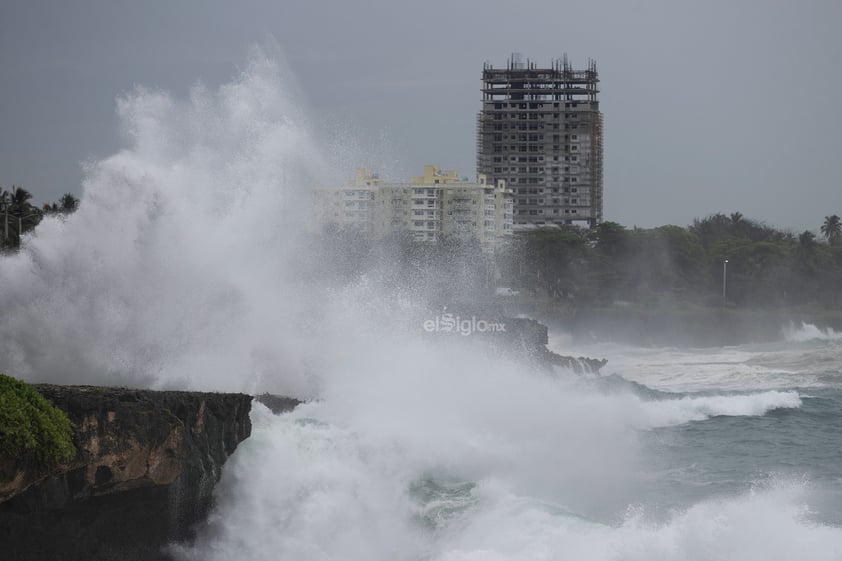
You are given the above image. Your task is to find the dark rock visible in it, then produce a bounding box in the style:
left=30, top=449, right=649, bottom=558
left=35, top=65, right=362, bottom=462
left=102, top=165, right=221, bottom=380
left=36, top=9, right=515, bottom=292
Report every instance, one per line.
left=0, top=385, right=252, bottom=561
left=254, top=393, right=303, bottom=414
left=434, top=314, right=607, bottom=374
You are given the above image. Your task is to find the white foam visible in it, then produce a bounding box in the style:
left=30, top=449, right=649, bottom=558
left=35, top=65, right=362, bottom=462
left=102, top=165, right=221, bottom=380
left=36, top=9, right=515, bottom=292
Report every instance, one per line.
left=783, top=322, right=842, bottom=342
left=548, top=334, right=835, bottom=393
left=638, top=390, right=801, bottom=428
left=432, top=481, right=842, bottom=561
left=174, top=402, right=840, bottom=561
left=0, top=48, right=329, bottom=395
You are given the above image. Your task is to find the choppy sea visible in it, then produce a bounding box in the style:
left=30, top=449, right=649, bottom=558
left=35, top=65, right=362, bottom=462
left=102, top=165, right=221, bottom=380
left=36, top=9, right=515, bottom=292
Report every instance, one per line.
left=172, top=322, right=842, bottom=561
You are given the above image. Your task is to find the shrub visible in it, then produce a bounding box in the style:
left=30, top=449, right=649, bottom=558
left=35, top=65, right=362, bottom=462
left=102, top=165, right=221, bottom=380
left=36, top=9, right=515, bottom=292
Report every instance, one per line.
left=0, top=374, right=76, bottom=467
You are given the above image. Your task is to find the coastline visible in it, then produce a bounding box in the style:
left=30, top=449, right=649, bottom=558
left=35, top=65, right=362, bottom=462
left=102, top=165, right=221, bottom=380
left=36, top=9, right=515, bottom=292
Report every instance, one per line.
left=510, top=300, right=842, bottom=347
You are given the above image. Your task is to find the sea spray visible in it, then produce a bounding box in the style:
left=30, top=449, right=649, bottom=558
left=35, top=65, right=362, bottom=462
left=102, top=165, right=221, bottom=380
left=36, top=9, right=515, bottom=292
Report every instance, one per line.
left=1, top=47, right=840, bottom=561
left=0, top=49, right=328, bottom=395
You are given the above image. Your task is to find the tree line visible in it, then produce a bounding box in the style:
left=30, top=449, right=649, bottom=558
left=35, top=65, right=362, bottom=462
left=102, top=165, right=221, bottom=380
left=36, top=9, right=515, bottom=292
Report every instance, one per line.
left=500, top=213, right=842, bottom=309
left=2, top=185, right=839, bottom=311
left=304, top=212, right=842, bottom=310
left=0, top=186, right=79, bottom=250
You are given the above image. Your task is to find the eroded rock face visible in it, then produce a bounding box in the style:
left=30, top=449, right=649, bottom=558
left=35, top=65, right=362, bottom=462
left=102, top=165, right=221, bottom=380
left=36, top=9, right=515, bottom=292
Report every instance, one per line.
left=0, top=385, right=252, bottom=561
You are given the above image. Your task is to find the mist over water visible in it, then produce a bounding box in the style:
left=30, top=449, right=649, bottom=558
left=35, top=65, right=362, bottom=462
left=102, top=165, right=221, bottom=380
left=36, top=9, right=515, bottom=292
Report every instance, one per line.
left=2, top=49, right=842, bottom=559
left=0, top=49, right=336, bottom=395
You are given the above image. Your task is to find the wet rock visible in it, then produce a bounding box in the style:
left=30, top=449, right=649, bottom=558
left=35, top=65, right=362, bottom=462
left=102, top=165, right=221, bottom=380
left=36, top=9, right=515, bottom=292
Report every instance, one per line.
left=0, top=385, right=252, bottom=561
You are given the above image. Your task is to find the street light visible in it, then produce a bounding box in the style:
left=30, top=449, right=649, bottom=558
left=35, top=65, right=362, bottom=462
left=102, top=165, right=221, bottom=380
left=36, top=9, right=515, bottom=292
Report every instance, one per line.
left=7, top=211, right=40, bottom=246
left=722, top=258, right=729, bottom=304
left=0, top=193, right=9, bottom=242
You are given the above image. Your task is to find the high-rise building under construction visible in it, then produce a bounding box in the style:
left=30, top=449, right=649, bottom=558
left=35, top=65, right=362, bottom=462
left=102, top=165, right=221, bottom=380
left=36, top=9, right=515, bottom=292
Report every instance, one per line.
left=477, top=54, right=603, bottom=228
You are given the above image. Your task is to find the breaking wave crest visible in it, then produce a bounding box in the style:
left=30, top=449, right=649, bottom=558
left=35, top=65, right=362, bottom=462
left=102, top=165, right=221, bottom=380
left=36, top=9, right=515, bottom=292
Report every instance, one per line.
left=172, top=404, right=841, bottom=561
left=638, top=390, right=802, bottom=428
left=783, top=322, right=842, bottom=342
left=0, top=48, right=329, bottom=395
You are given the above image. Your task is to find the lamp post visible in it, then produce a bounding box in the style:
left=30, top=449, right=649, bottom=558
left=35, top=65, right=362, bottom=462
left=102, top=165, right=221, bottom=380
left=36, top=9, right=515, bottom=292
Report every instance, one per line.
left=13, top=211, right=40, bottom=245
left=1, top=194, right=8, bottom=242
left=722, top=258, right=729, bottom=305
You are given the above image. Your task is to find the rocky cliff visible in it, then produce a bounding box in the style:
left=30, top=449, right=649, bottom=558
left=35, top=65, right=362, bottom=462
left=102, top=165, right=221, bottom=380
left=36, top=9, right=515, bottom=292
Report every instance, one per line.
left=0, top=385, right=253, bottom=561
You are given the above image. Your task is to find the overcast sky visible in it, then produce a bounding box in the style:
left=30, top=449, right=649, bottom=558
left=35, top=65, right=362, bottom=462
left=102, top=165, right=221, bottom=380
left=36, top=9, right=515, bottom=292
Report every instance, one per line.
left=1, top=0, right=840, bottom=230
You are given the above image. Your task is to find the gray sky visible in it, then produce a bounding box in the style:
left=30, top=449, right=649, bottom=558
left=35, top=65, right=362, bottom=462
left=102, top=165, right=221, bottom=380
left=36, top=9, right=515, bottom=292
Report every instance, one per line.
left=1, top=0, right=840, bottom=231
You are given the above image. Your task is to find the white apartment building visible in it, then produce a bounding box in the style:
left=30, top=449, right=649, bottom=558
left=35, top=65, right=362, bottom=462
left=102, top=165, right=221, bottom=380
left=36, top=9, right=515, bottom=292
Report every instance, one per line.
left=312, top=165, right=513, bottom=252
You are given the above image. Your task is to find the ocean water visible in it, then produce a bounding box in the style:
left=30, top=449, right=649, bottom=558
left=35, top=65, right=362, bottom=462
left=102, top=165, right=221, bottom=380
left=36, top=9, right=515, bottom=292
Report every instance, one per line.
left=167, top=324, right=842, bottom=561
left=0, top=48, right=840, bottom=560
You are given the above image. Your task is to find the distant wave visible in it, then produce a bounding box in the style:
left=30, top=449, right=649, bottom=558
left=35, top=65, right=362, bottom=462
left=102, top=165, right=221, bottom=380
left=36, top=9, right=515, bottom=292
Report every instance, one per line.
left=424, top=480, right=842, bottom=561
left=640, top=390, right=801, bottom=428
left=783, top=322, right=842, bottom=342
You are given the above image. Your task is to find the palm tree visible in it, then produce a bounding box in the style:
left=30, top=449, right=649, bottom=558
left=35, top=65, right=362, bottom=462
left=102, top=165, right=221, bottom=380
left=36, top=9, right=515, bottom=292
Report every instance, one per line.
left=10, top=185, right=33, bottom=207
left=729, top=211, right=746, bottom=237
left=821, top=215, right=841, bottom=245
left=798, top=230, right=816, bottom=248
left=1, top=185, right=42, bottom=247
left=59, top=193, right=80, bottom=212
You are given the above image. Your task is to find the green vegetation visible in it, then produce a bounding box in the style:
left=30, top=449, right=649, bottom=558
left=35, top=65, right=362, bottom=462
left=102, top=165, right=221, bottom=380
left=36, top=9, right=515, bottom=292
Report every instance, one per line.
left=0, top=374, right=76, bottom=467
left=0, top=185, right=79, bottom=251
left=309, top=211, right=842, bottom=311
left=501, top=212, right=842, bottom=309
